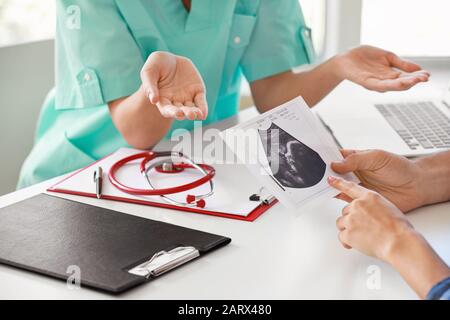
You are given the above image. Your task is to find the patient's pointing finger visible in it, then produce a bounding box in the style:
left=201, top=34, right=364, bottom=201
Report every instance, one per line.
left=328, top=176, right=367, bottom=199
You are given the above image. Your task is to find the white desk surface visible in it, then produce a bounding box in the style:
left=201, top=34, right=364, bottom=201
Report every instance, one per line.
left=1, top=68, right=450, bottom=299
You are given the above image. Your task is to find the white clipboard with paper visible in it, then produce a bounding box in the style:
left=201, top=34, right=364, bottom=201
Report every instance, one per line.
left=48, top=147, right=276, bottom=221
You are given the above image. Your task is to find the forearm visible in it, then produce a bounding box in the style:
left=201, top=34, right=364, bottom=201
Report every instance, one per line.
left=386, top=229, right=450, bottom=299
left=108, top=85, right=173, bottom=149
left=415, top=151, right=450, bottom=207
left=251, top=57, right=342, bottom=112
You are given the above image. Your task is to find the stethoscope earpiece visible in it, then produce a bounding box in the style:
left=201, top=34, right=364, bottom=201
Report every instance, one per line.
left=186, top=194, right=206, bottom=208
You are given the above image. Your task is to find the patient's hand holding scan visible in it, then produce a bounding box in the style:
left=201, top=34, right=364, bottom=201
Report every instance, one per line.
left=222, top=96, right=359, bottom=210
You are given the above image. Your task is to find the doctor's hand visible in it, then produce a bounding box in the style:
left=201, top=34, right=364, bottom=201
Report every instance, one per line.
left=327, top=176, right=415, bottom=260
left=140, top=51, right=208, bottom=120
left=331, top=149, right=424, bottom=212
left=336, top=45, right=429, bottom=92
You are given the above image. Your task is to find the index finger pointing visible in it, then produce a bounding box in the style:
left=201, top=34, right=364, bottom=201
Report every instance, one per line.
left=327, top=176, right=367, bottom=200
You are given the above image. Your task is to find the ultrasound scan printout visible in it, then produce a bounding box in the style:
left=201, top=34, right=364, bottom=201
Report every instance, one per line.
left=221, top=96, right=359, bottom=210
left=258, top=122, right=326, bottom=189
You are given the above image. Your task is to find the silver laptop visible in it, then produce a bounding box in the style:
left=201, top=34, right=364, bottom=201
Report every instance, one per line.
left=317, top=82, right=450, bottom=157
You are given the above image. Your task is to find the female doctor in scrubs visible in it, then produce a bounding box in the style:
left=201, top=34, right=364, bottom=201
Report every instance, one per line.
left=18, top=0, right=429, bottom=188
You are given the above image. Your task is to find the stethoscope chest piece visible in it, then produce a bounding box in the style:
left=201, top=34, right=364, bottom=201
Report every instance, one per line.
left=155, top=162, right=185, bottom=174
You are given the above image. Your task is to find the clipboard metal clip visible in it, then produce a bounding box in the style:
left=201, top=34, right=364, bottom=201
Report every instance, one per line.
left=128, top=246, right=200, bottom=278
left=249, top=187, right=276, bottom=205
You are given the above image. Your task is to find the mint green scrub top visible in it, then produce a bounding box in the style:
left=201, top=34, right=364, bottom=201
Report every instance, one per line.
left=18, top=0, right=314, bottom=188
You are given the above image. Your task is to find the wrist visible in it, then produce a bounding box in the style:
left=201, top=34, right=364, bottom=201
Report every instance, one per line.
left=138, top=83, right=158, bottom=102
left=413, top=158, right=432, bottom=208
left=326, top=55, right=347, bottom=84
left=382, top=226, right=421, bottom=265
left=383, top=226, right=450, bottom=299
left=414, top=154, right=450, bottom=207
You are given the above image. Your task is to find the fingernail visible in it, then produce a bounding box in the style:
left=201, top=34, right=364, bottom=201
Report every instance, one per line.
left=328, top=176, right=339, bottom=184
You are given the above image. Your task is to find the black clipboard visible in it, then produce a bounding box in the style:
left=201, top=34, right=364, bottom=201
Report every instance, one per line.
left=0, top=194, right=231, bottom=293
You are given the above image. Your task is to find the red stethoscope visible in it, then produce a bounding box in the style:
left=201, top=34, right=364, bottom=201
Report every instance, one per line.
left=108, top=151, right=215, bottom=208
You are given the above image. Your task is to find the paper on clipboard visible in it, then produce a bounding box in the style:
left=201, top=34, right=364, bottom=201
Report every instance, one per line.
left=221, top=96, right=359, bottom=210
left=49, top=148, right=270, bottom=218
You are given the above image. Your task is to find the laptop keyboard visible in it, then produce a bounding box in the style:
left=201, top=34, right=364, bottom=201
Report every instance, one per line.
left=375, top=101, right=450, bottom=150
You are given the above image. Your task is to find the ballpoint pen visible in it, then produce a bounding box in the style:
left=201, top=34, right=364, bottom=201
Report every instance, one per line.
left=93, top=166, right=103, bottom=199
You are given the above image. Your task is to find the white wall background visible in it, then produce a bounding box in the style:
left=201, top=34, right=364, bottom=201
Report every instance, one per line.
left=0, top=40, right=54, bottom=195
left=361, top=0, right=450, bottom=56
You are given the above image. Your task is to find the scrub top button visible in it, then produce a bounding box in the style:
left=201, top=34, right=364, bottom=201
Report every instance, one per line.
left=233, top=36, right=241, bottom=45
left=84, top=73, right=92, bottom=82
left=303, top=28, right=311, bottom=38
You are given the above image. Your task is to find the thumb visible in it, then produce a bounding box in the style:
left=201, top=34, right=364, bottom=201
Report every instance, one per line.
left=387, top=53, right=422, bottom=73
left=141, top=66, right=160, bottom=104
left=331, top=150, right=383, bottom=174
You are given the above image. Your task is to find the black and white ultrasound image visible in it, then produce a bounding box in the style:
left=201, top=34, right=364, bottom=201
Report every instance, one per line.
left=259, top=123, right=326, bottom=189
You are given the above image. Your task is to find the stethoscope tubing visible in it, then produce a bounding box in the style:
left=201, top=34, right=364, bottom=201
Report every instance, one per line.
left=143, top=158, right=214, bottom=207
left=108, top=151, right=215, bottom=197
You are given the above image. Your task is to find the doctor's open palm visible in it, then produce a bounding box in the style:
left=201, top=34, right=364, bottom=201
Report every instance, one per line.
left=140, top=51, right=208, bottom=121
left=337, top=45, right=430, bottom=92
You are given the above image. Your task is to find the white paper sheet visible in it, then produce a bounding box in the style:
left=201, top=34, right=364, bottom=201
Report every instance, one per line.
left=221, top=96, right=359, bottom=210
left=51, top=148, right=266, bottom=217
